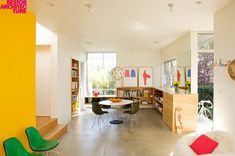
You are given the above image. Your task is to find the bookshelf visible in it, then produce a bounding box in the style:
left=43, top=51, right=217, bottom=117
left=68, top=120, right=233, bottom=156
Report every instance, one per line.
left=153, top=88, right=163, bottom=114
left=116, top=87, right=153, bottom=106
left=71, top=59, right=79, bottom=114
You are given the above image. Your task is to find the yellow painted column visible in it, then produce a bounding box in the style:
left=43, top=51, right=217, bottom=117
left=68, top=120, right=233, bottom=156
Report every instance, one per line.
left=0, top=7, right=36, bottom=155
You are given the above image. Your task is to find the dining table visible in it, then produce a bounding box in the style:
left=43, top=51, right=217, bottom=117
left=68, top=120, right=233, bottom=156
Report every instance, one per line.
left=99, top=99, right=133, bottom=124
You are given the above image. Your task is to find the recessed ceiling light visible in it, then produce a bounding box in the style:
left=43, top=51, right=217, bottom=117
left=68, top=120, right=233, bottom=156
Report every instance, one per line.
left=195, top=1, right=202, bottom=5
left=153, top=41, right=159, bottom=44
left=84, top=4, right=94, bottom=13
left=168, top=3, right=175, bottom=12
left=47, top=2, right=54, bottom=7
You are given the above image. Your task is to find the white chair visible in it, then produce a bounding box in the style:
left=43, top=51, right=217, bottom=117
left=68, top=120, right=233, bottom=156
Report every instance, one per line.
left=173, top=131, right=235, bottom=156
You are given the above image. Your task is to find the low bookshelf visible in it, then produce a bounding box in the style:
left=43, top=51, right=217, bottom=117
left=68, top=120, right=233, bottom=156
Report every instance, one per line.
left=116, top=87, right=154, bottom=108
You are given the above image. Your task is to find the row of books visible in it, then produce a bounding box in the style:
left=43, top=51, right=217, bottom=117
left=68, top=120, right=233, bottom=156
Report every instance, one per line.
left=118, top=90, right=152, bottom=98
left=118, top=90, right=142, bottom=98
left=72, top=82, right=78, bottom=90
left=72, top=70, right=78, bottom=77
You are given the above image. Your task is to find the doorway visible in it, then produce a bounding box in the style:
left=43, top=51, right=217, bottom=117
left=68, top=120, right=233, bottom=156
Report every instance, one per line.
left=197, top=33, right=214, bottom=132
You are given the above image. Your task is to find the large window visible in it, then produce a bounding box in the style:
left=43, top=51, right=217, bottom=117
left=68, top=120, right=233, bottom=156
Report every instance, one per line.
left=87, top=53, right=116, bottom=96
left=164, top=59, right=177, bottom=87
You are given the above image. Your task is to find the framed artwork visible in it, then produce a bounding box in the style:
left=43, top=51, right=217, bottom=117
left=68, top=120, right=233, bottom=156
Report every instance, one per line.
left=176, top=67, right=186, bottom=87
left=186, top=67, right=191, bottom=82
left=138, top=67, right=153, bottom=87
left=123, top=67, right=138, bottom=87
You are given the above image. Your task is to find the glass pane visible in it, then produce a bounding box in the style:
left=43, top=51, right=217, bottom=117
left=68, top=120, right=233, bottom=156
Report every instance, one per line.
left=164, top=59, right=177, bottom=87
left=87, top=53, right=116, bottom=96
left=198, top=33, right=214, bottom=50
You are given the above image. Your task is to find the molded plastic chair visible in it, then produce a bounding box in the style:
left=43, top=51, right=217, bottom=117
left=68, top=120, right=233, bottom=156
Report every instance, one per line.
left=25, top=127, right=59, bottom=154
left=91, top=101, right=108, bottom=128
left=3, top=137, right=46, bottom=156
left=123, top=102, right=140, bottom=127
left=99, top=97, right=112, bottom=109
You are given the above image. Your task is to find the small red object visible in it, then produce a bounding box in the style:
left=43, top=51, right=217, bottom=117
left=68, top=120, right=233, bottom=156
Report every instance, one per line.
left=92, top=90, right=99, bottom=97
left=190, top=134, right=219, bottom=155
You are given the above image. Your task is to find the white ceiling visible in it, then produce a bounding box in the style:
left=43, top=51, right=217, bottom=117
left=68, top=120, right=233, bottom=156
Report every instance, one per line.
left=29, top=0, right=232, bottom=51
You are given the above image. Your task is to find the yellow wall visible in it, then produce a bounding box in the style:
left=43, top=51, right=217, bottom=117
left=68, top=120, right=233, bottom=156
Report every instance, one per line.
left=0, top=9, right=36, bottom=155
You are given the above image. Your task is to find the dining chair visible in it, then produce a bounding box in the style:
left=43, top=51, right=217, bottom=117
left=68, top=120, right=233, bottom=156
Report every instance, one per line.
left=123, top=101, right=140, bottom=127
left=91, top=101, right=108, bottom=129
left=121, top=97, right=137, bottom=110
left=3, top=137, right=46, bottom=156
left=25, top=127, right=60, bottom=156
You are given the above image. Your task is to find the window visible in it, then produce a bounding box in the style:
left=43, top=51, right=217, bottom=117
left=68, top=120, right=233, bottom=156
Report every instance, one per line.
left=164, top=59, right=177, bottom=87
left=87, top=53, right=116, bottom=96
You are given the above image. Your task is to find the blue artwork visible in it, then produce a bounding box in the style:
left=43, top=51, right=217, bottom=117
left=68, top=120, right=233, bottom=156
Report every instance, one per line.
left=187, top=69, right=191, bottom=77
left=131, top=69, right=136, bottom=77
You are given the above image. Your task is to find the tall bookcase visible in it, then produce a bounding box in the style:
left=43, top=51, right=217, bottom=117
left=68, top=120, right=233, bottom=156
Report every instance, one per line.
left=71, top=59, right=79, bottom=114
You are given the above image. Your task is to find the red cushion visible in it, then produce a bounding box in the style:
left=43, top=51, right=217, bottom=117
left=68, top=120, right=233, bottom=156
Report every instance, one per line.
left=190, top=134, right=219, bottom=155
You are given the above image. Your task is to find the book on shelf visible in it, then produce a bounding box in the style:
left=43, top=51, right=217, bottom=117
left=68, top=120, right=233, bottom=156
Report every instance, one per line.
left=141, top=101, right=149, bottom=105
left=143, top=90, right=149, bottom=97
left=119, top=90, right=141, bottom=98
left=72, top=70, right=78, bottom=77
left=72, top=82, right=77, bottom=90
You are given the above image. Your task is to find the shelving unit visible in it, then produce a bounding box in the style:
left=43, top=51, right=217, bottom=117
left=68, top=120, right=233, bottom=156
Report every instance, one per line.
left=153, top=88, right=164, bottom=114
left=116, top=87, right=154, bottom=106
left=71, top=59, right=79, bottom=114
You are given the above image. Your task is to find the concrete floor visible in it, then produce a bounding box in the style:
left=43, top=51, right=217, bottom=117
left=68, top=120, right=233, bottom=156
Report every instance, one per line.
left=55, top=108, right=184, bottom=156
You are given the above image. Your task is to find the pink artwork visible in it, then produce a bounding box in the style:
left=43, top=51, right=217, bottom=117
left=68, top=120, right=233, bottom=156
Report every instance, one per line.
left=0, top=0, right=27, bottom=14
left=124, top=69, right=130, bottom=77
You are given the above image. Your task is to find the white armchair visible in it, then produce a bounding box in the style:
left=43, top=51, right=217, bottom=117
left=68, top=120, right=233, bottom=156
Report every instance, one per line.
left=173, top=131, right=235, bottom=156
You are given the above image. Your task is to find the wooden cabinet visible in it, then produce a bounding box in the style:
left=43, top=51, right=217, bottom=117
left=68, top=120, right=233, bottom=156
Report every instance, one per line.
left=163, top=91, right=198, bottom=133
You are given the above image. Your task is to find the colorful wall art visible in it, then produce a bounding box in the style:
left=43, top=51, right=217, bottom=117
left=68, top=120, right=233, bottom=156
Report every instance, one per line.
left=186, top=67, right=191, bottom=82
left=123, top=67, right=138, bottom=87
left=176, top=67, right=185, bottom=87
left=139, top=67, right=153, bottom=87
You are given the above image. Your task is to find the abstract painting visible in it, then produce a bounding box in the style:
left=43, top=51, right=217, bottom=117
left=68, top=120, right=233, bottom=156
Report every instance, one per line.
left=139, top=67, right=153, bottom=87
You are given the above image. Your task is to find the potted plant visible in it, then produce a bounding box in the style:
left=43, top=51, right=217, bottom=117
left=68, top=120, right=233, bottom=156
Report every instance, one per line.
left=185, top=81, right=191, bottom=91
left=173, top=81, right=180, bottom=92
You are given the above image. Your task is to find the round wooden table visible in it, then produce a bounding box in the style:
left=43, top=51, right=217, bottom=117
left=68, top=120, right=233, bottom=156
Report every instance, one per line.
left=99, top=99, right=133, bottom=124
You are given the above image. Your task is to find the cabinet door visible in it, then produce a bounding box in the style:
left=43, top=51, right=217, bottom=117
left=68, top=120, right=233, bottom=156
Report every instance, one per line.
left=163, top=92, right=173, bottom=130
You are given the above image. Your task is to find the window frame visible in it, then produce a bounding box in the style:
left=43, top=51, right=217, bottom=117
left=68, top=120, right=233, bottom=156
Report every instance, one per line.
left=163, top=58, right=177, bottom=88
left=86, top=52, right=117, bottom=96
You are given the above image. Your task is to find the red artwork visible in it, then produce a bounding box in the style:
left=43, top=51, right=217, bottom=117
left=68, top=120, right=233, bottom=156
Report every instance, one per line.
left=124, top=69, right=130, bottom=77
left=177, top=70, right=181, bottom=81
left=143, top=70, right=150, bottom=85
left=0, top=0, right=27, bottom=13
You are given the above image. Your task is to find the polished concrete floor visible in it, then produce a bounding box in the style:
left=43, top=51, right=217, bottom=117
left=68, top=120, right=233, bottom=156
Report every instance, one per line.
left=55, top=108, right=184, bottom=156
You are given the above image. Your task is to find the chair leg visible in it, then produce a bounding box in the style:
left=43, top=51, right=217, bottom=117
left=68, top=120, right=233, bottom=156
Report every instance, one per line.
left=91, top=115, right=97, bottom=128
left=134, top=114, right=139, bottom=126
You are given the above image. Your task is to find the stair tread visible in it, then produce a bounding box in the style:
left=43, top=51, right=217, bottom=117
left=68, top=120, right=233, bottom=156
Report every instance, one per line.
left=36, top=117, right=57, bottom=130
left=43, top=124, right=67, bottom=140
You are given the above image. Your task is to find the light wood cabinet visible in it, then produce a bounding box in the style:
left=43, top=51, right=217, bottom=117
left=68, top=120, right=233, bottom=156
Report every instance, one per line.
left=163, top=91, right=198, bottom=133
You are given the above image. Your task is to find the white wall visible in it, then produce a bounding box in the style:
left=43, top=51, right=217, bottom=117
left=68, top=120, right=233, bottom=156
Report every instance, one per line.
left=51, top=33, right=85, bottom=124
left=36, top=23, right=85, bottom=124
left=36, top=45, right=51, bottom=116
left=161, top=32, right=191, bottom=63
left=160, top=32, right=198, bottom=93
left=116, top=50, right=161, bottom=87
left=214, top=1, right=235, bottom=134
